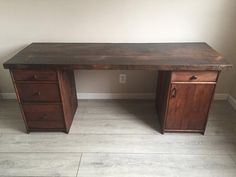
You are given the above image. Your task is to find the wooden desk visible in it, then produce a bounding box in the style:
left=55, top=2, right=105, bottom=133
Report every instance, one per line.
left=3, top=43, right=232, bottom=134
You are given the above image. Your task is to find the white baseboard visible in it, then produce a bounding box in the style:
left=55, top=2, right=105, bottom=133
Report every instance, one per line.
left=0, top=92, right=230, bottom=100
left=213, top=93, right=229, bottom=100
left=228, top=95, right=236, bottom=110
left=1, top=92, right=236, bottom=109
left=0, top=93, right=16, bottom=99
left=77, top=93, right=156, bottom=99
left=77, top=93, right=229, bottom=100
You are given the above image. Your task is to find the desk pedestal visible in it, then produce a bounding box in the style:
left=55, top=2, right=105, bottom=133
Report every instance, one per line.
left=156, top=71, right=218, bottom=134
left=10, top=69, right=78, bottom=133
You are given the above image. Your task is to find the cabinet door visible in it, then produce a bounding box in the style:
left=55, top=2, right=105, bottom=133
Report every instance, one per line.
left=165, top=84, right=215, bottom=131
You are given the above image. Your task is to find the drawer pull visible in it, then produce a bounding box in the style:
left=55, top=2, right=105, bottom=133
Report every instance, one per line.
left=171, top=87, right=177, bottom=98
left=33, top=74, right=38, bottom=80
left=12, top=70, right=57, bottom=81
left=41, top=114, right=47, bottom=120
left=190, top=75, right=198, bottom=80
left=34, top=91, right=41, bottom=96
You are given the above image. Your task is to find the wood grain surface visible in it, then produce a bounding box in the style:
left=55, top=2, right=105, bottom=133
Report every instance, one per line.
left=3, top=43, right=232, bottom=70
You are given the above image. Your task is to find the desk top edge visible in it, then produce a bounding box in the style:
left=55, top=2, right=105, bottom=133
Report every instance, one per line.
left=3, top=42, right=232, bottom=71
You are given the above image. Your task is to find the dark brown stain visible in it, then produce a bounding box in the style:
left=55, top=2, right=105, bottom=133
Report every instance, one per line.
left=156, top=71, right=218, bottom=134
left=5, top=43, right=231, bottom=134
left=3, top=43, right=232, bottom=70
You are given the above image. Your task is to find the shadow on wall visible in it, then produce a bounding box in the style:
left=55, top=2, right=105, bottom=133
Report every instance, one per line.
left=0, top=44, right=28, bottom=97
left=212, top=1, right=236, bottom=94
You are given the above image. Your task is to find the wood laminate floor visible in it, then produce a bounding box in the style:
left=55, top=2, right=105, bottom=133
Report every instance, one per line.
left=0, top=99, right=236, bottom=177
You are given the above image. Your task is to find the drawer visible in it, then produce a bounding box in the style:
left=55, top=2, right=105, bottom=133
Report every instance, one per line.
left=16, top=83, right=61, bottom=102
left=27, top=120, right=65, bottom=129
left=22, top=104, right=64, bottom=121
left=171, top=71, right=218, bottom=82
left=12, top=70, right=57, bottom=81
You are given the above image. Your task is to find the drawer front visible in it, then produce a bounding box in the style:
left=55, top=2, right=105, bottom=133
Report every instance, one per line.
left=12, top=70, right=57, bottom=81
left=22, top=104, right=64, bottom=121
left=16, top=83, right=61, bottom=102
left=27, top=120, right=65, bottom=129
left=171, top=71, right=218, bottom=82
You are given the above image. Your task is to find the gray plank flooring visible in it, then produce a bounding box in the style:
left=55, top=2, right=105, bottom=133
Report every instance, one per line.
left=0, top=153, right=81, bottom=177
left=0, top=99, right=236, bottom=177
left=78, top=153, right=236, bottom=177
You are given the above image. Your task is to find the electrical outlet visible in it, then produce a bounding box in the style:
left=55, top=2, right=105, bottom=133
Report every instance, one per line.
left=119, top=74, right=126, bottom=84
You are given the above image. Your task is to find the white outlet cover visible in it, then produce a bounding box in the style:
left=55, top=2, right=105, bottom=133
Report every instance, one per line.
left=119, top=74, right=126, bottom=84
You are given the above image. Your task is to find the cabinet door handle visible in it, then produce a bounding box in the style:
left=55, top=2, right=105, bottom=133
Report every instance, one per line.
left=171, top=87, right=177, bottom=98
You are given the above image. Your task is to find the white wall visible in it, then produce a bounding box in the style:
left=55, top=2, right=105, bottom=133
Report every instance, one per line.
left=231, top=82, right=236, bottom=99
left=0, top=0, right=236, bottom=97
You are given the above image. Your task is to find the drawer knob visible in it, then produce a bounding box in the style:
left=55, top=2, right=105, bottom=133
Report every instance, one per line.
left=34, top=91, right=41, bottom=96
left=33, top=74, right=38, bottom=80
left=41, top=114, right=47, bottom=120
left=190, top=75, right=198, bottom=80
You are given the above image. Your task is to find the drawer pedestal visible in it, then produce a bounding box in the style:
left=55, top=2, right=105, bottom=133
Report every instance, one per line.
left=10, top=69, right=78, bottom=133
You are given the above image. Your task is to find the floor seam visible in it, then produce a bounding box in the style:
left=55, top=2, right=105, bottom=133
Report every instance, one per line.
left=0, top=152, right=235, bottom=155
left=4, top=133, right=235, bottom=136
left=76, top=153, right=83, bottom=177
left=0, top=176, right=74, bottom=177
left=229, top=155, right=236, bottom=165
left=1, top=132, right=236, bottom=137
